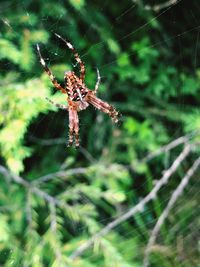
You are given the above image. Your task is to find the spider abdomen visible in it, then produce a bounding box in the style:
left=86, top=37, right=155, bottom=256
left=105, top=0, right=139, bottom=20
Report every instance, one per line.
left=70, top=88, right=88, bottom=101
left=65, top=72, right=88, bottom=101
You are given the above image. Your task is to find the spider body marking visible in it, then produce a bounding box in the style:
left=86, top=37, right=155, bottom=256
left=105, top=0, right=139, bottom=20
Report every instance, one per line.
left=64, top=71, right=88, bottom=102
left=37, top=34, right=119, bottom=147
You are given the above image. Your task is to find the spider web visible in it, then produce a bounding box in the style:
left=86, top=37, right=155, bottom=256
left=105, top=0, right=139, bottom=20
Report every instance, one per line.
left=0, top=0, right=200, bottom=266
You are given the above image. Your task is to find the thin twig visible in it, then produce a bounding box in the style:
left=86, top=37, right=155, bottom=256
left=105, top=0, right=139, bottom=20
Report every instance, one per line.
left=132, top=0, right=179, bottom=12
left=145, top=0, right=179, bottom=12
left=29, top=136, right=66, bottom=145
left=140, top=130, right=199, bottom=163
left=49, top=201, right=63, bottom=263
left=0, top=165, right=69, bottom=210
left=26, top=189, right=33, bottom=226
left=0, top=165, right=29, bottom=187
left=30, top=136, right=96, bottom=162
left=141, top=135, right=188, bottom=163
left=143, top=156, right=200, bottom=267
left=49, top=201, right=57, bottom=232
left=79, top=146, right=96, bottom=163
left=69, top=144, right=191, bottom=260
left=33, top=167, right=87, bottom=185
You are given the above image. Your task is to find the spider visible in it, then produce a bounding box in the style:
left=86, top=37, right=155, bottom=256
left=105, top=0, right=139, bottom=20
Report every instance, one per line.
left=37, top=34, right=119, bottom=147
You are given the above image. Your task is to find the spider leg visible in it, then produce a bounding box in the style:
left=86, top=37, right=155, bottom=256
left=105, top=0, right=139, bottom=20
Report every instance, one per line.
left=73, top=109, right=80, bottom=148
left=37, top=44, right=67, bottom=94
left=68, top=106, right=80, bottom=147
left=94, top=68, right=101, bottom=95
left=86, top=92, right=119, bottom=123
left=45, top=97, right=68, bottom=110
left=55, top=33, right=86, bottom=81
left=68, top=107, right=74, bottom=147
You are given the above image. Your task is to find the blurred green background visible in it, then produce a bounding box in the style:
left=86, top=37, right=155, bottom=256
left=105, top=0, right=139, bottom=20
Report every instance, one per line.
left=0, top=0, right=200, bottom=266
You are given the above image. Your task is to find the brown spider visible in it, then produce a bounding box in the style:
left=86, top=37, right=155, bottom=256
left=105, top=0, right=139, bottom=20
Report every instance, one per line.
left=37, top=34, right=119, bottom=147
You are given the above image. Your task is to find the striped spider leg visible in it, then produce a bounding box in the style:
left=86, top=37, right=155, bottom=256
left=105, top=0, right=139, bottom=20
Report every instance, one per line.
left=55, top=33, right=86, bottom=81
left=68, top=100, right=80, bottom=147
left=45, top=97, right=68, bottom=110
left=46, top=97, right=80, bottom=147
left=85, top=68, right=119, bottom=123
left=36, top=44, right=67, bottom=95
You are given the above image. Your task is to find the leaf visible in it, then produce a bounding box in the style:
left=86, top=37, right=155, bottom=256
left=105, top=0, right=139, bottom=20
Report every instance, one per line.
left=0, top=215, right=9, bottom=242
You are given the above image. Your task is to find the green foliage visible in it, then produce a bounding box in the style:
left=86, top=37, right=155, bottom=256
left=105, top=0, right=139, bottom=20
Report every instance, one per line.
left=0, top=0, right=200, bottom=266
left=69, top=0, right=85, bottom=10
left=0, top=78, right=50, bottom=173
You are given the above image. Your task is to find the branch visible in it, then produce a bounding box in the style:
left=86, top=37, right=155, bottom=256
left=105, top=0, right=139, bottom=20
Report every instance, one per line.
left=0, top=165, right=69, bottom=209
left=26, top=189, right=33, bottom=226
left=132, top=0, right=179, bottom=12
left=49, top=201, right=57, bottom=233
left=145, top=0, right=179, bottom=12
left=69, top=144, right=191, bottom=260
left=0, top=164, right=72, bottom=264
left=143, top=156, right=200, bottom=267
left=29, top=136, right=65, bottom=145
left=33, top=167, right=87, bottom=185
left=49, top=201, right=63, bottom=263
left=141, top=135, right=188, bottom=163
left=0, top=165, right=29, bottom=187
left=140, top=130, right=199, bottom=163
left=30, top=136, right=96, bottom=162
